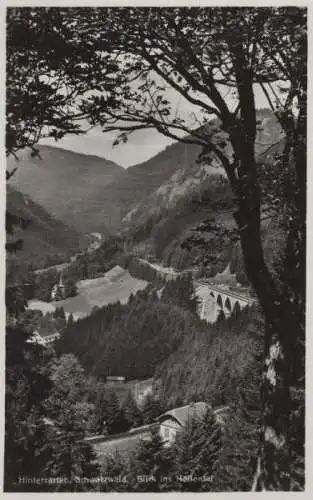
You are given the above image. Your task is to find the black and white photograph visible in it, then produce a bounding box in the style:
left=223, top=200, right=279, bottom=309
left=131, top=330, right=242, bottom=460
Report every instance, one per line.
left=4, top=4, right=306, bottom=493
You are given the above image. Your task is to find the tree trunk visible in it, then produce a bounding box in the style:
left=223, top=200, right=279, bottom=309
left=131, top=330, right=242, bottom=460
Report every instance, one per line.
left=223, top=65, right=301, bottom=488
left=233, top=169, right=299, bottom=490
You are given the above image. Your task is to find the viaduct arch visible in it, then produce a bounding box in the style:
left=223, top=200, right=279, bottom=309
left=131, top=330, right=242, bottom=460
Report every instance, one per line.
left=195, top=281, right=256, bottom=323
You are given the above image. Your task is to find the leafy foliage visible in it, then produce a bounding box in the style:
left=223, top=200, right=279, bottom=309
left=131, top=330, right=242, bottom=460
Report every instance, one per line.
left=7, top=8, right=123, bottom=157
left=5, top=325, right=100, bottom=492
left=5, top=326, right=52, bottom=491
left=100, top=452, right=130, bottom=492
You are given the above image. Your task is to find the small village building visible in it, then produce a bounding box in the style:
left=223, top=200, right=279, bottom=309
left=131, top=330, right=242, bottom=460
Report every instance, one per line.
left=51, top=271, right=65, bottom=300
left=104, top=376, right=159, bottom=408
left=106, top=376, right=126, bottom=385
left=28, top=325, right=60, bottom=347
left=87, top=402, right=229, bottom=465
left=130, top=377, right=155, bottom=406
left=158, top=401, right=210, bottom=446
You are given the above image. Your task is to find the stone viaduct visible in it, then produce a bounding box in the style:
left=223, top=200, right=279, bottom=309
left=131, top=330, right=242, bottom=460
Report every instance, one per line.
left=195, top=281, right=256, bottom=323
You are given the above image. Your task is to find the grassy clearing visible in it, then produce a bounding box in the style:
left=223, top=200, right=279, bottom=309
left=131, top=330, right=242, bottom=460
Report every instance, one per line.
left=28, top=267, right=148, bottom=319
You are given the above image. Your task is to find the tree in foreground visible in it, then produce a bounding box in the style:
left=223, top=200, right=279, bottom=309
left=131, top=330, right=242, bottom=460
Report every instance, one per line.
left=43, top=408, right=100, bottom=492
left=128, top=428, right=175, bottom=492
left=162, top=274, right=198, bottom=313
left=172, top=409, right=222, bottom=491
left=105, top=390, right=129, bottom=435
left=5, top=326, right=52, bottom=491
left=75, top=8, right=305, bottom=489
left=100, top=451, right=130, bottom=492
left=5, top=319, right=99, bottom=491
left=141, top=394, right=164, bottom=424
left=122, top=391, right=144, bottom=429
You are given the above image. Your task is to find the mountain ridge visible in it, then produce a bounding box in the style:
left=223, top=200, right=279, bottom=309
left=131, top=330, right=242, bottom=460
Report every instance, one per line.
left=115, top=110, right=284, bottom=279
left=8, top=110, right=283, bottom=252
left=6, top=185, right=88, bottom=269
left=8, top=145, right=126, bottom=234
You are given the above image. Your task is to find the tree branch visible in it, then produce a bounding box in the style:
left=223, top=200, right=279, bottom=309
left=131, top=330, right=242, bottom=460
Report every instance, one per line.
left=141, top=46, right=220, bottom=119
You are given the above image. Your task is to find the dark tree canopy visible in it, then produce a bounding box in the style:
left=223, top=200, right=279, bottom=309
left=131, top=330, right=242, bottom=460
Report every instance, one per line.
left=6, top=7, right=122, bottom=158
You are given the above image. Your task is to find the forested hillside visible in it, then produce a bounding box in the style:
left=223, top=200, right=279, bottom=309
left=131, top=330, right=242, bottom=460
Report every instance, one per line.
left=98, top=306, right=264, bottom=492
left=6, top=186, right=88, bottom=269
left=157, top=305, right=263, bottom=408
left=98, top=139, right=206, bottom=228
left=155, top=306, right=264, bottom=490
left=56, top=276, right=201, bottom=380
left=116, top=110, right=285, bottom=281
left=55, top=276, right=264, bottom=491
left=7, top=110, right=284, bottom=274
left=8, top=145, right=125, bottom=234
left=124, top=174, right=235, bottom=273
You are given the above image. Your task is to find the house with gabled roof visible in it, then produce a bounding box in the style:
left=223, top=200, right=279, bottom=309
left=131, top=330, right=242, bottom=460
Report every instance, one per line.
left=28, top=324, right=60, bottom=347
left=85, top=402, right=230, bottom=464
left=214, top=405, right=231, bottom=429
left=158, top=401, right=210, bottom=446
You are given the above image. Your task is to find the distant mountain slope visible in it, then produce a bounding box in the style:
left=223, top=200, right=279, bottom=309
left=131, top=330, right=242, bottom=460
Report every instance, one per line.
left=94, top=140, right=206, bottom=232
left=8, top=110, right=283, bottom=240
left=6, top=186, right=88, bottom=269
left=111, top=139, right=203, bottom=207
left=122, top=175, right=236, bottom=274
left=117, top=110, right=284, bottom=278
left=99, top=109, right=282, bottom=233
left=48, top=109, right=281, bottom=282
left=8, top=145, right=125, bottom=234
left=121, top=153, right=226, bottom=231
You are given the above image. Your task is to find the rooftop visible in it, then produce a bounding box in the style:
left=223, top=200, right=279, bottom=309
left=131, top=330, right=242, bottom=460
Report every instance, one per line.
left=106, top=376, right=125, bottom=382
left=158, top=402, right=210, bottom=427
left=36, top=324, right=60, bottom=338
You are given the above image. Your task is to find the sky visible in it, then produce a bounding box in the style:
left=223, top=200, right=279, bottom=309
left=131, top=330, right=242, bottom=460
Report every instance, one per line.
left=40, top=83, right=273, bottom=169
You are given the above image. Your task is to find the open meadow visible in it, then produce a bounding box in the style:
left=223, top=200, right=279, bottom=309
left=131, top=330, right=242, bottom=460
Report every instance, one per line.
left=28, top=266, right=148, bottom=319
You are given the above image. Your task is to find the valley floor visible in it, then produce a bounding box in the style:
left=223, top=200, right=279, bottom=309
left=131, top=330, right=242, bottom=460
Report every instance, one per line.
left=28, top=267, right=148, bottom=319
